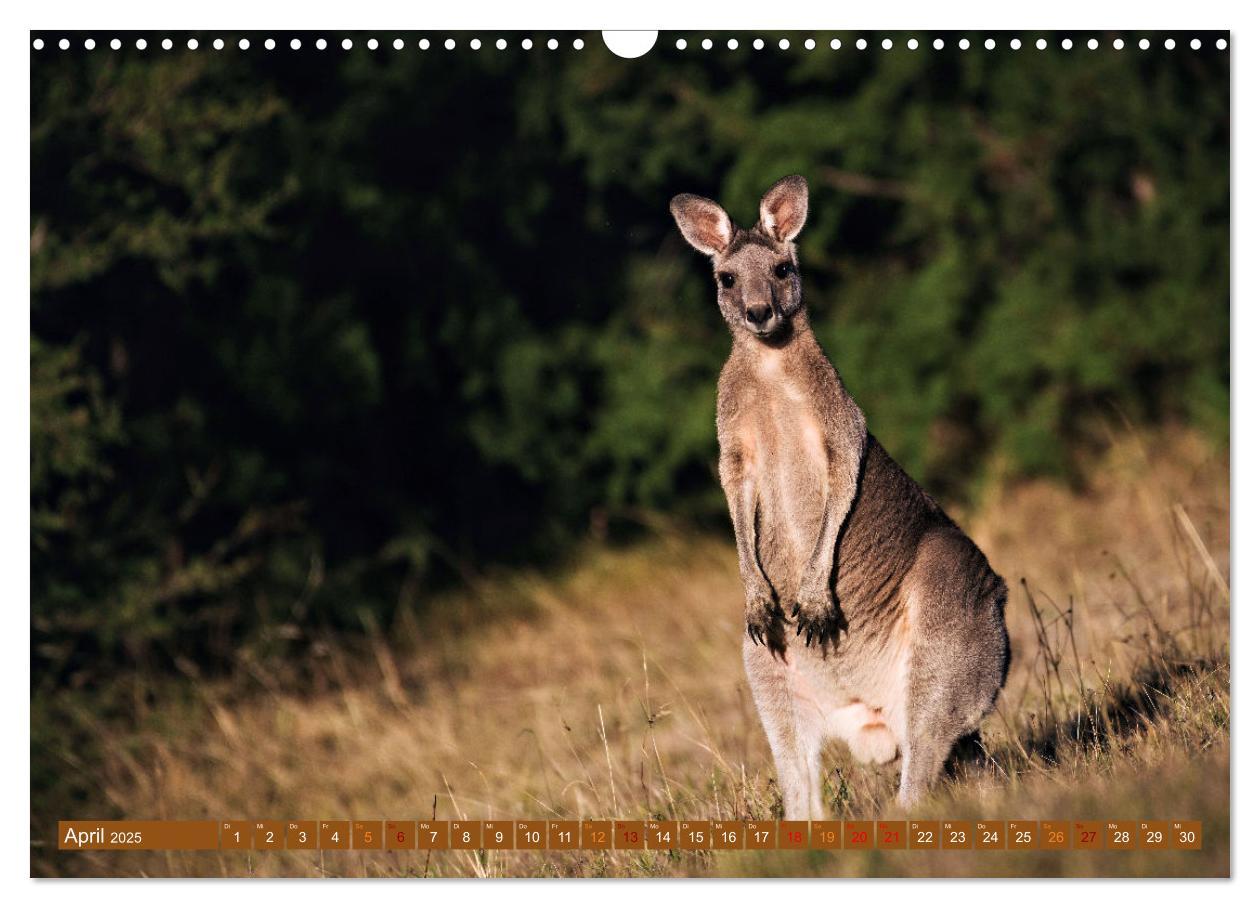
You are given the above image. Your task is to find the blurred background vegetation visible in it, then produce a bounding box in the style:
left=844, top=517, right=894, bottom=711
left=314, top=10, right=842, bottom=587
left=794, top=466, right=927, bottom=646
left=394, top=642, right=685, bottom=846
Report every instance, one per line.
left=31, top=32, right=1227, bottom=707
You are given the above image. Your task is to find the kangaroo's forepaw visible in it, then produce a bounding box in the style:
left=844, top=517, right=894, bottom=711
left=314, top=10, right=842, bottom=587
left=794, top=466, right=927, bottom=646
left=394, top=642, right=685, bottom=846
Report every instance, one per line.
left=791, top=590, right=845, bottom=648
left=745, top=588, right=786, bottom=655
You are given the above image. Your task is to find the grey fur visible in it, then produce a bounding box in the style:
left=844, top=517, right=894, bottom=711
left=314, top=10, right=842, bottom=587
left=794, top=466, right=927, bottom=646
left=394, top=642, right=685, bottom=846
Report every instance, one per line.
left=670, top=175, right=1011, bottom=816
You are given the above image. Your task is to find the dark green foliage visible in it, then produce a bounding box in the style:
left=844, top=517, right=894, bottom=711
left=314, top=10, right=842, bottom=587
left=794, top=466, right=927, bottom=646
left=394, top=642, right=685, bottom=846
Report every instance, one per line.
left=30, top=32, right=1228, bottom=685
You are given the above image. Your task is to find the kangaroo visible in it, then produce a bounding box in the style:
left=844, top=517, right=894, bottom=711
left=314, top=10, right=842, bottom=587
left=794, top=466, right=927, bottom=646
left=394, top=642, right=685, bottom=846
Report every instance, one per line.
left=670, top=175, right=1010, bottom=817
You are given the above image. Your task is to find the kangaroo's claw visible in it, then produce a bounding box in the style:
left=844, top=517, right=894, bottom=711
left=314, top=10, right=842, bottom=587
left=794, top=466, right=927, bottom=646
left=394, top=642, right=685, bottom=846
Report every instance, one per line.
left=745, top=588, right=787, bottom=655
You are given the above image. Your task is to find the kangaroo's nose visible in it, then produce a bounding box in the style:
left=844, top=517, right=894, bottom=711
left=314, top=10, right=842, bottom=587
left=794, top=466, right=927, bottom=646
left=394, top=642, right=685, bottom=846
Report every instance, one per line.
left=746, top=303, right=773, bottom=326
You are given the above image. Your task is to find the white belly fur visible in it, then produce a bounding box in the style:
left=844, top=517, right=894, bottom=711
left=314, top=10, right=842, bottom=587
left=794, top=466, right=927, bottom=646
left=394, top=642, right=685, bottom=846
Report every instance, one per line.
left=783, top=637, right=910, bottom=766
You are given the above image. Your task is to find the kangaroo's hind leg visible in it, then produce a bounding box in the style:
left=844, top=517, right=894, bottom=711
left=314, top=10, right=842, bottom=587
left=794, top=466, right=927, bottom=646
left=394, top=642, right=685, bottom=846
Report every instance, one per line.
left=744, top=641, right=826, bottom=820
left=896, top=531, right=1010, bottom=808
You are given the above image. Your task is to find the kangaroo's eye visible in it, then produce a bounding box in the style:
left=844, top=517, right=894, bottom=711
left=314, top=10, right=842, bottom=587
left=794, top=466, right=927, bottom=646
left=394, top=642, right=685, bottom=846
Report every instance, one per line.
left=719, top=272, right=736, bottom=289
left=774, top=262, right=794, bottom=279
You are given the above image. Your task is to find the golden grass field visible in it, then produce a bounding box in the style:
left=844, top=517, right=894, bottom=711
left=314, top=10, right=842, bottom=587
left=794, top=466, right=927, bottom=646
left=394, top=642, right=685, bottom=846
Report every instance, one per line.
left=35, top=427, right=1229, bottom=878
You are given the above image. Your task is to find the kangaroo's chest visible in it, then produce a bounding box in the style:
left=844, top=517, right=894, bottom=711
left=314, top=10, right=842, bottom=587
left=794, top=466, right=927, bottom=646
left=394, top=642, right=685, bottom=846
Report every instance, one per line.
left=740, top=369, right=829, bottom=585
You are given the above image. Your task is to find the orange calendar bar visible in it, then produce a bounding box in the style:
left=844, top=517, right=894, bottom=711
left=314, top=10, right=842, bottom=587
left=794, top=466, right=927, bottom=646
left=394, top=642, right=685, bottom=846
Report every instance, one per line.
left=58, top=820, right=219, bottom=851
left=52, top=818, right=1205, bottom=851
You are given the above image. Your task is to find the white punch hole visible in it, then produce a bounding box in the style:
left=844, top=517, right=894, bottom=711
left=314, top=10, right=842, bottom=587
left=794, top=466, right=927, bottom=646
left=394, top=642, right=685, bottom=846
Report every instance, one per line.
left=601, top=31, right=657, bottom=59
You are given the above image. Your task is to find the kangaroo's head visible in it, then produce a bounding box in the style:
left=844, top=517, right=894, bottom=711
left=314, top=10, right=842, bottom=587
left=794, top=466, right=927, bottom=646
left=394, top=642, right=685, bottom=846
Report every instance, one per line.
left=670, top=175, right=809, bottom=343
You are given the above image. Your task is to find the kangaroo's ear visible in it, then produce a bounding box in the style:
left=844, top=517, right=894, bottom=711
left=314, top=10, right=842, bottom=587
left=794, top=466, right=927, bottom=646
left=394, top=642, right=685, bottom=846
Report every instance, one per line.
left=670, top=193, right=733, bottom=257
left=759, top=175, right=809, bottom=242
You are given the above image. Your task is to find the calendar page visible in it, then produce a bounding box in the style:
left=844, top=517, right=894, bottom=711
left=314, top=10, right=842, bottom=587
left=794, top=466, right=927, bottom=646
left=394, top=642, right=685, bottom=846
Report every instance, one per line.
left=30, top=25, right=1230, bottom=881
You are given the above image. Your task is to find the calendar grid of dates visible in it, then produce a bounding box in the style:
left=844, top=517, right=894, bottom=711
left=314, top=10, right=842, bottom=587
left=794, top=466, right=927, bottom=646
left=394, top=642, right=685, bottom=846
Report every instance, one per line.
left=58, top=819, right=1203, bottom=852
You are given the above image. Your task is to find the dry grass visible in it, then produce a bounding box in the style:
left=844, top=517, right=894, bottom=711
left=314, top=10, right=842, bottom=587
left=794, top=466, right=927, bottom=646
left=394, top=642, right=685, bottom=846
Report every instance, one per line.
left=35, top=427, right=1229, bottom=878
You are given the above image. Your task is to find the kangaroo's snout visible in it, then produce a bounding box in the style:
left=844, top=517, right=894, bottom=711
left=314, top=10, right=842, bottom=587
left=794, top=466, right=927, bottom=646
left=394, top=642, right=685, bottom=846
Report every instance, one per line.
left=745, top=301, right=775, bottom=329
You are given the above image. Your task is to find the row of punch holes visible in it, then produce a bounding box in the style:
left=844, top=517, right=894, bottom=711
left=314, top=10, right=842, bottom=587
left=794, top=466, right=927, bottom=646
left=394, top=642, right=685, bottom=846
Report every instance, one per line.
left=32, top=35, right=1229, bottom=52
